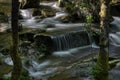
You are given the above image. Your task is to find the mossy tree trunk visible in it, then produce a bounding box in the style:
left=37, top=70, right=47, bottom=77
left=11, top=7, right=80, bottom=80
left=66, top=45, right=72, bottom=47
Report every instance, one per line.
left=10, top=0, right=22, bottom=80
left=94, top=0, right=111, bottom=80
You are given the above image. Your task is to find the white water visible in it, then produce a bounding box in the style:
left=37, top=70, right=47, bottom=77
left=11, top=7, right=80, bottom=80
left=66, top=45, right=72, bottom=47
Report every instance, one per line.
left=52, top=45, right=91, bottom=57
left=20, top=9, right=33, bottom=19
left=7, top=1, right=120, bottom=80
left=53, top=12, right=68, bottom=19
left=4, top=57, right=13, bottom=65
left=109, top=32, right=120, bottom=46
left=40, top=2, right=62, bottom=11
left=110, top=17, right=120, bottom=32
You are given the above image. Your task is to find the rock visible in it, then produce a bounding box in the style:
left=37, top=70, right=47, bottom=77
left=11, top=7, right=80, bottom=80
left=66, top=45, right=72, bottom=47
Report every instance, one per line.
left=34, top=34, right=54, bottom=55
left=19, top=32, right=35, bottom=43
left=56, top=16, right=69, bottom=23
left=33, top=7, right=56, bottom=18
left=0, top=12, right=8, bottom=23
left=110, top=69, right=120, bottom=80
left=109, top=59, right=120, bottom=69
left=32, top=8, right=41, bottom=17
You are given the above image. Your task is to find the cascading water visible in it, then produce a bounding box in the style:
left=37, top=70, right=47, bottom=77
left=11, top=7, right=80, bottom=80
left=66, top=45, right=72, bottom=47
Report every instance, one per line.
left=109, top=32, right=120, bottom=46
left=52, top=30, right=90, bottom=51
left=19, top=9, right=33, bottom=19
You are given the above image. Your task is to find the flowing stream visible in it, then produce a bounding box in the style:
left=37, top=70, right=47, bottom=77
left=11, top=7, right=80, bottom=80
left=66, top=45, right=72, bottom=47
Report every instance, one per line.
left=1, top=1, right=120, bottom=80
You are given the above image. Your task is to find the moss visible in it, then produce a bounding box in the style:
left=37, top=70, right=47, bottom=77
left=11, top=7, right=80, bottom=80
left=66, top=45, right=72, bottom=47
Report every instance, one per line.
left=0, top=4, right=11, bottom=15
left=20, top=69, right=30, bottom=80
left=0, top=33, right=11, bottom=49
left=92, top=48, right=109, bottom=80
left=0, top=63, right=12, bottom=77
left=0, top=68, right=30, bottom=80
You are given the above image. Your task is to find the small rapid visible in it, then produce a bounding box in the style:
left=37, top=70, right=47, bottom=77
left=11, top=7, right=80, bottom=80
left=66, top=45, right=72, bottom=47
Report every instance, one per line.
left=1, top=1, right=120, bottom=80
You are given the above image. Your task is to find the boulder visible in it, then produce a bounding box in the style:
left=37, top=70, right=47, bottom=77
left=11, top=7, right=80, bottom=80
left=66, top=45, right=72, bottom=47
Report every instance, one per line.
left=34, top=34, right=54, bottom=55
left=19, top=32, right=35, bottom=43
left=33, top=7, right=56, bottom=18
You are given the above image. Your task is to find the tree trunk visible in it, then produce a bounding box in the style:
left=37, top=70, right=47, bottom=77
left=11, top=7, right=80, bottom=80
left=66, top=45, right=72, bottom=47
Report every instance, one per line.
left=10, top=0, right=22, bottom=80
left=94, top=0, right=111, bottom=80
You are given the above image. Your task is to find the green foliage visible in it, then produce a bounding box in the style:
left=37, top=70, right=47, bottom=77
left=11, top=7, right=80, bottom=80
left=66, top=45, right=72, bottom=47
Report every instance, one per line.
left=0, top=4, right=11, bottom=15
left=80, top=2, right=89, bottom=9
left=91, top=63, right=109, bottom=80
left=62, top=0, right=100, bottom=22
left=20, top=69, right=30, bottom=80
left=86, top=14, right=93, bottom=23
left=0, top=12, right=8, bottom=22
left=90, top=59, right=109, bottom=80
left=0, top=69, right=30, bottom=80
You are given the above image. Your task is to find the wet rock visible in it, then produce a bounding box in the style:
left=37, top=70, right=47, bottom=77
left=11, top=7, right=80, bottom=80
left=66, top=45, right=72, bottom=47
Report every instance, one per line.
left=34, top=34, right=54, bottom=55
left=56, top=16, right=69, bottom=23
left=70, top=31, right=90, bottom=47
left=33, top=7, right=56, bottom=18
left=19, top=41, right=32, bottom=55
left=0, top=12, right=8, bottom=23
left=43, top=24, right=55, bottom=28
left=19, top=32, right=35, bottom=43
left=0, top=48, right=9, bottom=55
left=110, top=69, right=120, bottom=80
left=48, top=62, right=92, bottom=80
left=32, top=8, right=41, bottom=17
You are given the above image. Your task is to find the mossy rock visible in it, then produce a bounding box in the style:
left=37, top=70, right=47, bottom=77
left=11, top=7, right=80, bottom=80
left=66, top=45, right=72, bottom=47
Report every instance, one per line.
left=0, top=12, right=8, bottom=22
left=0, top=33, right=11, bottom=53
left=33, top=7, right=56, bottom=18
left=34, top=34, right=54, bottom=55
left=0, top=68, right=30, bottom=80
left=0, top=4, right=11, bottom=15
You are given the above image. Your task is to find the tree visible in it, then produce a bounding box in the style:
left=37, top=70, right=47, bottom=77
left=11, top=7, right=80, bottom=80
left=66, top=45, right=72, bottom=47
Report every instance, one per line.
left=10, top=0, right=22, bottom=80
left=93, top=0, right=111, bottom=80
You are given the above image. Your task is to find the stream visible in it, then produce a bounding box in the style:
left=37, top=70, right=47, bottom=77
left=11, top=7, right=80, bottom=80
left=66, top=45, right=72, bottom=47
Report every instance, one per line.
left=0, top=1, right=120, bottom=80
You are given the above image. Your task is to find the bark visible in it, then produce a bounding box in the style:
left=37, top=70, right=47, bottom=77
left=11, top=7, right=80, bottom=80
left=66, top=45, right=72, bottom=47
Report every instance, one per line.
left=10, top=0, right=22, bottom=80
left=94, top=0, right=111, bottom=80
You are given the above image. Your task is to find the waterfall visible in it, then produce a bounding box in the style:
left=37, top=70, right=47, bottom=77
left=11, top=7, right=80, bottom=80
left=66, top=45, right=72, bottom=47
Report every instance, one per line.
left=51, top=30, right=90, bottom=51
left=20, top=9, right=33, bottom=19
left=109, top=32, right=120, bottom=46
